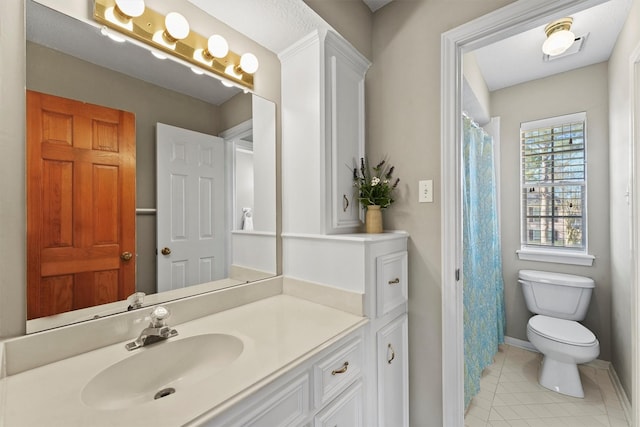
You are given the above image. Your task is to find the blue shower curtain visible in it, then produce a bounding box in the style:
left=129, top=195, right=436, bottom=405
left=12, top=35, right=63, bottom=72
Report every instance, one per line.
left=463, top=115, right=506, bottom=408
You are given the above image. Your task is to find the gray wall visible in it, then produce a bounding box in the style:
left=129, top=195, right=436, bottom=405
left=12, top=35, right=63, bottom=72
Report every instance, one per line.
left=367, top=2, right=514, bottom=425
left=609, top=0, right=640, bottom=400
left=491, top=62, right=611, bottom=360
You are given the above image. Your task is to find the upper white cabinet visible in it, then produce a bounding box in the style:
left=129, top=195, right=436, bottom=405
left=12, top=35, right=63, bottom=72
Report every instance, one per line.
left=280, top=30, right=370, bottom=235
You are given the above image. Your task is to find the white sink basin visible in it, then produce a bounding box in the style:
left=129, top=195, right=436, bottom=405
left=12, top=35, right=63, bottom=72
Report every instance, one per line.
left=81, top=333, right=244, bottom=410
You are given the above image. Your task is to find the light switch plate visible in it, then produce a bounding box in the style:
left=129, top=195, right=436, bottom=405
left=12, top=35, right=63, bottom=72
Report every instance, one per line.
left=419, top=180, right=433, bottom=203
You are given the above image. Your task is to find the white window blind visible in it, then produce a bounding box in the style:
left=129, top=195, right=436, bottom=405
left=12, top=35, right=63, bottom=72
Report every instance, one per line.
left=520, top=112, right=586, bottom=251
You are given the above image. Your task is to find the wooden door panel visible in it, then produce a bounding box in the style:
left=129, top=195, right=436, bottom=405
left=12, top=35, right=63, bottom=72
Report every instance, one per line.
left=40, top=276, right=74, bottom=317
left=27, top=90, right=136, bottom=319
left=93, top=164, right=120, bottom=244
left=42, top=160, right=74, bottom=248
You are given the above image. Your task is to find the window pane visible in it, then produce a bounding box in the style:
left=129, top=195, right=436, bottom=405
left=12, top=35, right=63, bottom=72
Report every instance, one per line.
left=521, top=115, right=586, bottom=250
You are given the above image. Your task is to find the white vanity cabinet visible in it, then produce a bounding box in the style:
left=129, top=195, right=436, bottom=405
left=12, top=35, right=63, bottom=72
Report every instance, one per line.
left=280, top=30, right=370, bottom=235
left=201, top=330, right=366, bottom=427
left=376, top=314, right=409, bottom=427
left=283, top=232, right=409, bottom=427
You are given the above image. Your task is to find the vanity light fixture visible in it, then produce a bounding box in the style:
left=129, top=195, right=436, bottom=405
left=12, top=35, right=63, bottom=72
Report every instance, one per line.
left=194, top=35, right=229, bottom=66
left=94, top=0, right=256, bottom=90
left=205, top=35, right=229, bottom=59
left=162, top=12, right=190, bottom=44
left=114, top=0, right=145, bottom=21
left=542, top=17, right=576, bottom=56
left=239, top=53, right=260, bottom=74
left=105, top=0, right=145, bottom=30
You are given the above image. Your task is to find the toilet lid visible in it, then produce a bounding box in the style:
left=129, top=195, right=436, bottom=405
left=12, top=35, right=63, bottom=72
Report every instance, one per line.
left=528, top=315, right=597, bottom=346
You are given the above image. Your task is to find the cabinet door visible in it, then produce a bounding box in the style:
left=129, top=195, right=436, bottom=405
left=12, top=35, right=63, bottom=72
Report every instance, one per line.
left=324, top=32, right=369, bottom=234
left=377, top=315, right=408, bottom=427
left=314, top=382, right=363, bottom=427
left=376, top=251, right=408, bottom=317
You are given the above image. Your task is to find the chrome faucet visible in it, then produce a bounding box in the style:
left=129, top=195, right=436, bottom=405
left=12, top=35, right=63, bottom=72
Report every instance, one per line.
left=125, top=306, right=178, bottom=351
left=126, top=291, right=146, bottom=311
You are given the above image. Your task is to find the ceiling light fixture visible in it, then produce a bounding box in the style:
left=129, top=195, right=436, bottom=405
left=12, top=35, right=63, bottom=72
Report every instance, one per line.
left=94, top=0, right=256, bottom=90
left=542, top=17, right=575, bottom=56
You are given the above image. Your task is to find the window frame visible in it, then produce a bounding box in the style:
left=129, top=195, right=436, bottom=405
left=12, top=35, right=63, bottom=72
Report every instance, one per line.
left=516, top=111, right=594, bottom=266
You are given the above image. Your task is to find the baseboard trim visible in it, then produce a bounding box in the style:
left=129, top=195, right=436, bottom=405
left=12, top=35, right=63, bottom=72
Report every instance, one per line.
left=609, top=363, right=632, bottom=425
left=504, top=336, right=538, bottom=352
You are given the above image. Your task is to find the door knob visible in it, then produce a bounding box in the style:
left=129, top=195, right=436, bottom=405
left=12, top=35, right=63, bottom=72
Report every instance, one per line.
left=161, top=247, right=171, bottom=256
left=121, top=251, right=133, bottom=261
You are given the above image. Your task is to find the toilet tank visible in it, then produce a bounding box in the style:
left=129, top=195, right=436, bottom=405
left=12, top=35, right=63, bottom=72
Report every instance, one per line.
left=518, top=270, right=595, bottom=321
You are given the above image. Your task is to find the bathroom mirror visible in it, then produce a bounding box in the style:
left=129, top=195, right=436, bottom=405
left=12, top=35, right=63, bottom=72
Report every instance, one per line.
left=25, top=0, right=277, bottom=332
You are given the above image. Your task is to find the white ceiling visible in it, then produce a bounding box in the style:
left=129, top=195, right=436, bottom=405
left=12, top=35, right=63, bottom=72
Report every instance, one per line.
left=362, top=0, right=394, bottom=12
left=186, top=0, right=333, bottom=54
left=30, top=0, right=620, bottom=110
left=472, top=0, right=631, bottom=92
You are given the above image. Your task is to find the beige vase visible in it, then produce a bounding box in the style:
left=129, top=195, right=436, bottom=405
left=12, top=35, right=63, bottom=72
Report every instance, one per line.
left=365, top=205, right=383, bottom=233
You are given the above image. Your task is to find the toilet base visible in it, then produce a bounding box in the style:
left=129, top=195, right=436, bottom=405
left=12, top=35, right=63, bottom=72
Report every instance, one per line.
left=538, top=356, right=584, bottom=398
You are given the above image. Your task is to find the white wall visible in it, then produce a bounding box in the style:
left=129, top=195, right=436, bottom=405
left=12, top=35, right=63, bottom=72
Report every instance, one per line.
left=491, top=62, right=612, bottom=360
left=608, top=0, right=640, bottom=399
left=463, top=52, right=491, bottom=125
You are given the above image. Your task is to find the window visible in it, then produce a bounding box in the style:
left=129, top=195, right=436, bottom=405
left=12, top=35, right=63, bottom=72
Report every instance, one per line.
left=519, top=112, right=590, bottom=262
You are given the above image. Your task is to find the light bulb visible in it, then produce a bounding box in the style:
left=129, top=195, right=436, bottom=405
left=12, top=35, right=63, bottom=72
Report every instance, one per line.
left=151, top=50, right=167, bottom=60
left=225, top=64, right=241, bottom=79
left=239, top=53, right=259, bottom=74
left=542, top=29, right=575, bottom=56
left=114, top=0, right=145, bottom=19
left=164, top=12, right=190, bottom=42
left=100, top=26, right=126, bottom=43
left=207, top=35, right=229, bottom=59
left=191, top=67, right=204, bottom=75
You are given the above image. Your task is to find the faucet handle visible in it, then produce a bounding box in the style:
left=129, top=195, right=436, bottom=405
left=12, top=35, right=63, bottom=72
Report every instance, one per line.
left=127, top=292, right=146, bottom=311
left=150, top=306, right=171, bottom=327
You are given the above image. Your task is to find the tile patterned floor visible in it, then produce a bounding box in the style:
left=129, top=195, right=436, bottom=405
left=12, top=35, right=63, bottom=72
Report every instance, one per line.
left=464, top=344, right=630, bottom=427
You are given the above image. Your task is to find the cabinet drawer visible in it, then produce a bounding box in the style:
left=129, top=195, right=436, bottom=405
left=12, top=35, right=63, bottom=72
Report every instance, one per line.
left=376, top=251, right=408, bottom=317
left=236, top=374, right=309, bottom=427
left=314, top=337, right=363, bottom=406
left=314, top=381, right=363, bottom=427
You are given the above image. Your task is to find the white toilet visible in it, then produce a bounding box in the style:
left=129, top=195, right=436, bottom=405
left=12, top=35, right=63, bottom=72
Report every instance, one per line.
left=519, top=269, right=600, bottom=398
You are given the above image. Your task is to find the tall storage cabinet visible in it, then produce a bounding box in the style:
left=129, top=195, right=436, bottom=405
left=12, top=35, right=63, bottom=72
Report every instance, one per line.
left=281, top=28, right=407, bottom=427
left=280, top=30, right=370, bottom=235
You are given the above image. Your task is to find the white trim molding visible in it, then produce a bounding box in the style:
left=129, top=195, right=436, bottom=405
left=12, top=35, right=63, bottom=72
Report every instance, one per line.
left=630, top=39, right=640, bottom=427
left=516, top=248, right=595, bottom=266
left=440, top=0, right=609, bottom=425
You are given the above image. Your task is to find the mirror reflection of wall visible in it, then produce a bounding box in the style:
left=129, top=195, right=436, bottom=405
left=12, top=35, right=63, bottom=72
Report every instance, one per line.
left=25, top=1, right=277, bottom=331
left=236, top=144, right=255, bottom=230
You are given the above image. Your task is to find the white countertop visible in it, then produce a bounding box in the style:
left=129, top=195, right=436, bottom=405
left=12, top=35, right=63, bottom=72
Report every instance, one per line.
left=1, top=294, right=366, bottom=426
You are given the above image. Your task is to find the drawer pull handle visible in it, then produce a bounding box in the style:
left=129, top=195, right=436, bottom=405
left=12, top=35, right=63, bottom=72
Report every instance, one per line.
left=331, top=361, right=349, bottom=375
left=387, top=344, right=395, bottom=364
left=388, top=278, right=400, bottom=285
left=343, top=194, right=349, bottom=212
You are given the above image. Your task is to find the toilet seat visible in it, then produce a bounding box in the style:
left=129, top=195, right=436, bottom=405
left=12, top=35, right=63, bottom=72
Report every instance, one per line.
left=528, top=315, right=597, bottom=347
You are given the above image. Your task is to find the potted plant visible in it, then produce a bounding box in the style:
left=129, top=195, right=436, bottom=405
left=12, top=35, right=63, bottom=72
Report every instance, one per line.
left=353, top=157, right=400, bottom=233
